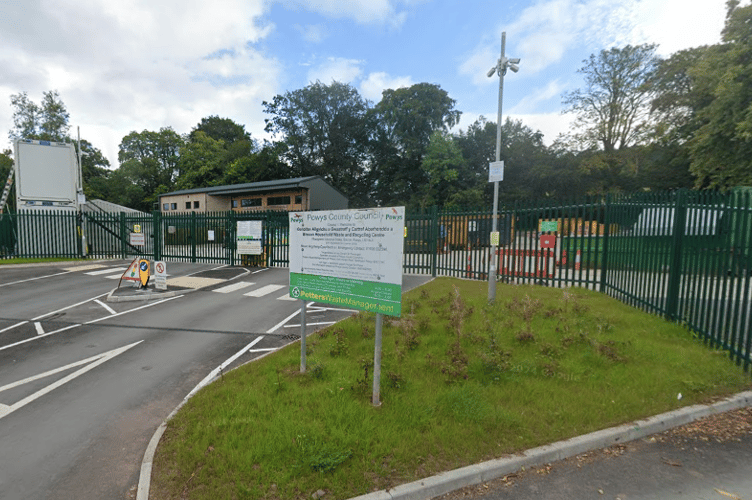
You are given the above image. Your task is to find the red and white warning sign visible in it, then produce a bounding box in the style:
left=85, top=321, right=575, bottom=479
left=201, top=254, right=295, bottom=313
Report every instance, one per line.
left=154, top=261, right=167, bottom=290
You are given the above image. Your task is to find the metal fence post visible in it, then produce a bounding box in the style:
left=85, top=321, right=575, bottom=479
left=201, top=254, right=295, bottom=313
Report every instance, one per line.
left=666, top=190, right=688, bottom=321
left=153, top=210, right=162, bottom=261
left=599, top=193, right=612, bottom=293
left=430, top=206, right=439, bottom=277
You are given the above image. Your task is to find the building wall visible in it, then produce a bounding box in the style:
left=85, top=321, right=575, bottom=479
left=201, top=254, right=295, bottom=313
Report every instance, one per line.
left=230, top=189, right=308, bottom=212
left=160, top=193, right=226, bottom=213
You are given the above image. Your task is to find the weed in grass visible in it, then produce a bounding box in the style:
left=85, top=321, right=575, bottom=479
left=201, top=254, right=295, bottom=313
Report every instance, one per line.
left=476, top=335, right=511, bottom=384
left=441, top=340, right=469, bottom=383
left=386, top=371, right=405, bottom=389
left=329, top=328, right=349, bottom=357
left=516, top=329, right=536, bottom=343
left=308, top=360, right=325, bottom=380
left=294, top=435, right=352, bottom=473
left=539, top=342, right=559, bottom=358
left=595, top=340, right=626, bottom=362
left=351, top=358, right=373, bottom=396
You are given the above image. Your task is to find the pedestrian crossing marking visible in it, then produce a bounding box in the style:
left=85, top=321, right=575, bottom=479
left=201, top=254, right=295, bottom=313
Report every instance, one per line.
left=167, top=276, right=226, bottom=289
left=213, top=281, right=256, bottom=293
left=244, top=284, right=286, bottom=297
left=278, top=293, right=296, bottom=301
left=63, top=264, right=107, bottom=272
left=85, top=267, right=127, bottom=276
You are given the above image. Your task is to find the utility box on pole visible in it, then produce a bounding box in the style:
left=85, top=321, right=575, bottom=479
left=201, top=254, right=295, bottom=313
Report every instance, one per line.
left=13, top=139, right=80, bottom=256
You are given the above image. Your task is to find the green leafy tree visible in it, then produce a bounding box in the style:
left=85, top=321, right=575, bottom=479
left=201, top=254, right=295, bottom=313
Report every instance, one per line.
left=0, top=149, right=14, bottom=212
left=77, top=139, right=111, bottom=200
left=222, top=142, right=290, bottom=185
left=686, top=0, right=752, bottom=188
left=263, top=81, right=373, bottom=206
left=115, top=127, right=183, bottom=210
left=370, top=83, right=461, bottom=207
left=175, top=131, right=226, bottom=190
left=8, top=90, right=70, bottom=142
left=417, top=131, right=462, bottom=208
left=563, top=44, right=660, bottom=153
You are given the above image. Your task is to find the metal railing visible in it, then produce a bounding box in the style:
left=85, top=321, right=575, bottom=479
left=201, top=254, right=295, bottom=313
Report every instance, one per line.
left=1, top=190, right=750, bottom=371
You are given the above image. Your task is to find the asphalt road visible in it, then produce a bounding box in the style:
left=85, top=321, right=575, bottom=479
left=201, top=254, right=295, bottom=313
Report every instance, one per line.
left=0, top=260, right=433, bottom=500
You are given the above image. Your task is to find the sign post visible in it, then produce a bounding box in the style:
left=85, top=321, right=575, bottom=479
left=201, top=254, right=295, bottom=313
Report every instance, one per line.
left=289, top=207, right=405, bottom=406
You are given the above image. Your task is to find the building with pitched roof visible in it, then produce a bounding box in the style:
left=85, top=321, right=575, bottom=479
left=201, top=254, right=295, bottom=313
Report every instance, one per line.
left=158, top=176, right=348, bottom=213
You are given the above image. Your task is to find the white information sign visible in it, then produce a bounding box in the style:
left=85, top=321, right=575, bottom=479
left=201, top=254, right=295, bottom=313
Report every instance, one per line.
left=154, top=260, right=167, bottom=290
left=237, top=220, right=263, bottom=255
left=289, top=207, right=405, bottom=316
left=489, top=160, right=504, bottom=182
left=130, top=233, right=145, bottom=246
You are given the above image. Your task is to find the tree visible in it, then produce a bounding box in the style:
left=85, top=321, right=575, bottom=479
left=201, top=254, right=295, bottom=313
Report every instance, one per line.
left=686, top=0, right=752, bottom=188
left=417, top=131, right=462, bottom=208
left=175, top=131, right=226, bottom=190
left=189, top=115, right=251, bottom=145
left=115, top=128, right=183, bottom=210
left=8, top=90, right=70, bottom=142
left=0, top=149, right=14, bottom=212
left=77, top=139, right=112, bottom=201
left=563, top=44, right=660, bottom=153
left=263, top=81, right=373, bottom=206
left=369, top=83, right=461, bottom=207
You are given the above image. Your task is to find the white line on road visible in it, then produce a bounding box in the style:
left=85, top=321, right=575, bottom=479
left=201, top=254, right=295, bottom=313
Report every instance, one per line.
left=0, top=270, right=74, bottom=288
left=94, top=299, right=117, bottom=315
left=267, top=309, right=302, bottom=333
left=0, top=341, right=143, bottom=420
left=277, top=294, right=297, bottom=301
left=184, top=336, right=265, bottom=400
left=85, top=267, right=127, bottom=276
left=32, top=292, right=110, bottom=321
left=244, top=284, right=285, bottom=297
left=0, top=324, right=82, bottom=352
left=85, top=295, right=183, bottom=324
left=213, top=281, right=255, bottom=293
left=284, top=322, right=336, bottom=328
left=34, top=322, right=44, bottom=335
left=0, top=321, right=28, bottom=334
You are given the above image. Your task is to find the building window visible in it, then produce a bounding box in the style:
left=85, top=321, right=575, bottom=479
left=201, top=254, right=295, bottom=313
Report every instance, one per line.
left=267, top=196, right=291, bottom=206
left=194, top=201, right=200, bottom=209
left=185, top=202, right=191, bottom=209
left=241, top=198, right=262, bottom=207
left=295, top=195, right=302, bottom=205
left=231, top=200, right=238, bottom=208
left=171, top=203, right=177, bottom=210
left=163, top=203, right=169, bottom=211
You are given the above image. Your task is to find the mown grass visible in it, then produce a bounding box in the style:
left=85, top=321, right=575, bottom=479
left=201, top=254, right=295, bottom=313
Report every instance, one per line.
left=151, top=277, right=750, bottom=500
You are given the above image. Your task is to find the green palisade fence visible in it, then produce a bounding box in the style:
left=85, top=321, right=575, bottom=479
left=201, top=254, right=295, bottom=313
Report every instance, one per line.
left=0, top=190, right=749, bottom=372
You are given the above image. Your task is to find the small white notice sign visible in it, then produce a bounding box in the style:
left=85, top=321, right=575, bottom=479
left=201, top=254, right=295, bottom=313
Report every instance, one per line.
left=489, top=161, right=504, bottom=182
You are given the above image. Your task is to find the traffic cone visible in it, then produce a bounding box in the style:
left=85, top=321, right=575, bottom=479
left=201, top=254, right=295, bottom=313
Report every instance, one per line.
left=574, top=250, right=582, bottom=270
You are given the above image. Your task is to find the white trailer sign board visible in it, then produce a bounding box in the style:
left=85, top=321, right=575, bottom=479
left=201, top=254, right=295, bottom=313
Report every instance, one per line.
left=289, top=207, right=405, bottom=317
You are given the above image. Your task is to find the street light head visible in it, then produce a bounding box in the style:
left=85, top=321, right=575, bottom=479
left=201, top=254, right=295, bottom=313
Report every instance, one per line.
left=508, top=64, right=519, bottom=73
left=487, top=66, right=497, bottom=78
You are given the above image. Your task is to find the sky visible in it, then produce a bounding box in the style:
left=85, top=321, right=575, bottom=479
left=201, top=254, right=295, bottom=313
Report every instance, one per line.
left=0, top=0, right=733, bottom=169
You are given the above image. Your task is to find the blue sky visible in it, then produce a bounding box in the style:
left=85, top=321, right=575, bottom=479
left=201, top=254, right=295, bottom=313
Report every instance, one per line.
left=0, top=0, right=732, bottom=168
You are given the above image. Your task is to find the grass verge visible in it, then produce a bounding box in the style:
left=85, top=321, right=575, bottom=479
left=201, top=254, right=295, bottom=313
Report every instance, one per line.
left=150, top=277, right=750, bottom=500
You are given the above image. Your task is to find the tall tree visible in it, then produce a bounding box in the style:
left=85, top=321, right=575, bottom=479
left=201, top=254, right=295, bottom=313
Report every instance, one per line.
left=562, top=44, right=660, bottom=152
left=417, top=131, right=462, bottom=208
left=116, top=127, right=183, bottom=210
left=175, top=131, right=226, bottom=190
left=369, top=83, right=461, bottom=207
left=686, top=0, right=752, bottom=188
left=8, top=90, right=70, bottom=142
left=263, top=81, right=373, bottom=206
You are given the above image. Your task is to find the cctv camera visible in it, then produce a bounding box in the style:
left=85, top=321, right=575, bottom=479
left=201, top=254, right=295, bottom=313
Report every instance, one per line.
left=487, top=66, right=497, bottom=78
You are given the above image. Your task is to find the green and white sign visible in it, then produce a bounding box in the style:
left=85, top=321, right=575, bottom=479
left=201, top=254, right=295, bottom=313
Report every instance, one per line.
left=289, top=207, right=405, bottom=317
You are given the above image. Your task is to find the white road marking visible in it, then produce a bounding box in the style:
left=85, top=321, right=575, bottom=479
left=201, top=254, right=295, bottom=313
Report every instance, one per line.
left=85, top=295, right=183, bottom=324
left=277, top=294, right=296, bottom=301
left=167, top=276, right=225, bottom=289
left=85, top=267, right=127, bottom=276
left=62, top=264, right=107, bottom=272
left=94, top=299, right=117, bottom=315
left=0, top=341, right=143, bottom=420
left=34, top=322, right=44, bottom=335
left=0, top=321, right=28, bottom=334
left=284, top=322, right=336, bottom=328
left=0, top=270, right=74, bottom=288
left=32, top=292, right=110, bottom=321
left=105, top=274, right=124, bottom=279
left=184, top=336, right=264, bottom=400
left=213, top=281, right=255, bottom=293
left=0, top=324, right=82, bottom=352
left=243, top=284, right=285, bottom=297
left=0, top=404, right=9, bottom=418
left=267, top=309, right=302, bottom=334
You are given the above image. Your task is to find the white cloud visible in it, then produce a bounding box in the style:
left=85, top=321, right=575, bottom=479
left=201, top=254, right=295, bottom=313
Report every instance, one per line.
left=359, top=72, right=413, bottom=101
left=307, top=57, right=364, bottom=84
left=295, top=24, right=330, bottom=43
left=0, top=0, right=280, bottom=166
left=285, top=0, right=409, bottom=28
left=509, top=111, right=575, bottom=144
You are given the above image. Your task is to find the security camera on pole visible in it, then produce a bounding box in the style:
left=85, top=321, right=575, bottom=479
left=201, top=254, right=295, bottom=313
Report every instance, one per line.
left=486, top=32, right=520, bottom=303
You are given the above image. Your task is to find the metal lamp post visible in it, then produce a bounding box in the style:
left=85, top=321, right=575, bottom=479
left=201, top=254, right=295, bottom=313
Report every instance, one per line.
left=487, top=32, right=519, bottom=302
